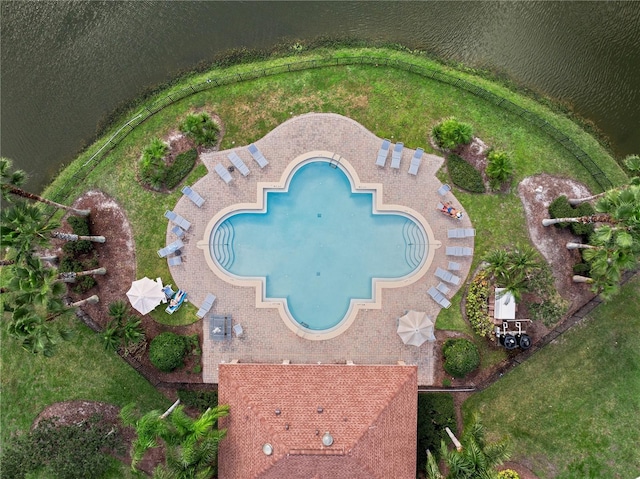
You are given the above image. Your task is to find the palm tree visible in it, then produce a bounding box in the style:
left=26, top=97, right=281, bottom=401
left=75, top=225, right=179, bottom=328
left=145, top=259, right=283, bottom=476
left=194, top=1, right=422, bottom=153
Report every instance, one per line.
left=425, top=413, right=511, bottom=479
left=486, top=150, right=515, bottom=189
left=568, top=155, right=639, bottom=206
left=1, top=203, right=105, bottom=267
left=6, top=294, right=99, bottom=355
left=120, top=400, right=230, bottom=478
left=1, top=157, right=90, bottom=216
left=483, top=246, right=540, bottom=303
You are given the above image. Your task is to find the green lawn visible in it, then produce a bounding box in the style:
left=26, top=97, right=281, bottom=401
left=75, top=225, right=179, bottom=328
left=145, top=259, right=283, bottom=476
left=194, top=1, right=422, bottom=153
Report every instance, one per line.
left=0, top=314, right=169, bottom=447
left=463, top=276, right=640, bottom=478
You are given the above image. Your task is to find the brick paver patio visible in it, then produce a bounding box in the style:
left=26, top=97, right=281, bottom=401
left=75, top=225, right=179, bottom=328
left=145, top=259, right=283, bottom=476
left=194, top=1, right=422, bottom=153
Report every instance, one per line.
left=166, top=113, right=474, bottom=386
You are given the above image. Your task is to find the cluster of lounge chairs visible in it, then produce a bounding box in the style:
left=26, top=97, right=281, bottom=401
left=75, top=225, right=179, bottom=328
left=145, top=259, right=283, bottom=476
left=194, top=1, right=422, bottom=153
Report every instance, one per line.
left=375, top=139, right=424, bottom=175
left=214, top=143, right=269, bottom=184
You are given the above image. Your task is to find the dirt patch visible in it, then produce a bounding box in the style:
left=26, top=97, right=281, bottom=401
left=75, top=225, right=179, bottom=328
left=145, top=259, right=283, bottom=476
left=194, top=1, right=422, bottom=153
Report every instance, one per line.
left=453, top=137, right=493, bottom=190
left=517, top=174, right=597, bottom=314
left=61, top=190, right=204, bottom=385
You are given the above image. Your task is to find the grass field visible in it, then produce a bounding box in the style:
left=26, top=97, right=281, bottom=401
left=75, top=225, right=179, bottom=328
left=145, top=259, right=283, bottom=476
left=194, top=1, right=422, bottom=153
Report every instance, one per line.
left=0, top=315, right=169, bottom=447
left=463, top=275, right=640, bottom=478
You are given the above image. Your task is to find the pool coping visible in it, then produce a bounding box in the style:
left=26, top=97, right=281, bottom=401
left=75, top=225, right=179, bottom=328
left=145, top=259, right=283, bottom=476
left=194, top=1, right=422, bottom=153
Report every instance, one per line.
left=197, top=151, right=436, bottom=340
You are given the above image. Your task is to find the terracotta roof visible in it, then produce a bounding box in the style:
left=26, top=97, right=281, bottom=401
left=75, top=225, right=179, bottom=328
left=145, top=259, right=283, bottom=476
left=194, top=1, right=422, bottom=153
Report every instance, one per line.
left=218, top=363, right=417, bottom=479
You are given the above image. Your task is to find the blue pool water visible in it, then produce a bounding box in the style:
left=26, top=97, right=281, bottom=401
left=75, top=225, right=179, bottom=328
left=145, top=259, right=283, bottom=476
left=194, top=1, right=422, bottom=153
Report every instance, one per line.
left=211, top=160, right=426, bottom=330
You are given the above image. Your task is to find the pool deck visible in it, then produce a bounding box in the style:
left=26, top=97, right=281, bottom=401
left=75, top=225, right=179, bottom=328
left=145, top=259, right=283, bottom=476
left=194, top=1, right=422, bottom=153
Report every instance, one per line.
left=167, top=113, right=475, bottom=386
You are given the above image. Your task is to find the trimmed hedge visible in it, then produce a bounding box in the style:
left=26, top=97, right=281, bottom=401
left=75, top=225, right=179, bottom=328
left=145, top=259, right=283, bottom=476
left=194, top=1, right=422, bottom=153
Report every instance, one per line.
left=447, top=154, right=486, bottom=193
left=548, top=195, right=595, bottom=237
left=498, top=470, right=521, bottom=479
left=165, top=148, right=197, bottom=189
left=442, top=338, right=480, bottom=378
left=149, top=332, right=188, bottom=372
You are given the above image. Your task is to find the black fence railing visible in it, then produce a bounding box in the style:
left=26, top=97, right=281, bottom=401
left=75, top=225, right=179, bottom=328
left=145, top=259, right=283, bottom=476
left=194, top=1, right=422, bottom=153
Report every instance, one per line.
left=46, top=55, right=613, bottom=215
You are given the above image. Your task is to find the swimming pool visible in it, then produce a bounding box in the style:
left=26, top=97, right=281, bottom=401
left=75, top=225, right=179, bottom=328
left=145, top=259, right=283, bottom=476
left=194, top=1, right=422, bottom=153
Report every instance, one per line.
left=209, top=157, right=428, bottom=334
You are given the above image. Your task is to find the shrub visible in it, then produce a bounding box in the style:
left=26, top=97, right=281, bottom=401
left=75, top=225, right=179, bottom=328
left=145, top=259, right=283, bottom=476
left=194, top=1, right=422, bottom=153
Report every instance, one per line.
left=447, top=153, right=486, bottom=193
left=529, top=294, right=568, bottom=327
left=573, top=262, right=591, bottom=275
left=486, top=149, right=515, bottom=190
left=72, top=275, right=96, bottom=294
left=180, top=113, right=219, bottom=146
left=149, top=332, right=188, bottom=372
left=417, top=393, right=456, bottom=468
left=442, top=338, right=480, bottom=378
left=165, top=147, right=197, bottom=189
left=466, top=272, right=494, bottom=338
left=177, top=389, right=218, bottom=412
left=67, top=216, right=91, bottom=236
left=548, top=195, right=595, bottom=237
left=432, top=117, right=474, bottom=150
left=139, top=138, right=168, bottom=190
left=0, top=416, right=122, bottom=479
left=498, top=470, right=521, bottom=479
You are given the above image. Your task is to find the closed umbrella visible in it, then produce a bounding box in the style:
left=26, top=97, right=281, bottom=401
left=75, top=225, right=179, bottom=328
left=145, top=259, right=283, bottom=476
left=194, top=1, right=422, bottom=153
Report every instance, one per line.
left=397, top=310, right=435, bottom=347
left=126, top=277, right=165, bottom=315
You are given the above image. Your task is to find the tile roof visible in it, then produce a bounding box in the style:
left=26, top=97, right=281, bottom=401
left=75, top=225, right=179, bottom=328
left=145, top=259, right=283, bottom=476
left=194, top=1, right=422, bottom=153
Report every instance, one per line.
left=218, top=363, right=417, bottom=479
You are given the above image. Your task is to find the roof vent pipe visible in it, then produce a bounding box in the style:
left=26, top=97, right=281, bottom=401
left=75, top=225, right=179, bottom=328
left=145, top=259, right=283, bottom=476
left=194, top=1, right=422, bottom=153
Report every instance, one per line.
left=322, top=432, right=334, bottom=447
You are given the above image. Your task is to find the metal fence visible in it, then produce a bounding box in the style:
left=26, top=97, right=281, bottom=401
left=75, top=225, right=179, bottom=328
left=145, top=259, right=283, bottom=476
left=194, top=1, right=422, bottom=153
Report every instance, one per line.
left=48, top=55, right=612, bottom=211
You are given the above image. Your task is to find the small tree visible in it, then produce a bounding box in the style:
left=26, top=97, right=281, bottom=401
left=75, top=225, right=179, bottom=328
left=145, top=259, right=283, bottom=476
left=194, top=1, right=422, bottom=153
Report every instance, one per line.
left=431, top=118, right=474, bottom=150
left=180, top=112, right=219, bottom=146
left=425, top=413, right=511, bottom=479
left=120, top=400, right=230, bottom=478
left=486, top=150, right=515, bottom=190
left=139, top=137, right=168, bottom=190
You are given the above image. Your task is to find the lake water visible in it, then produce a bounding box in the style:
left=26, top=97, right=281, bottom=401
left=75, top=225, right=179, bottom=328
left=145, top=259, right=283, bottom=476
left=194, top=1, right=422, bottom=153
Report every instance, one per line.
left=2, top=1, right=639, bottom=192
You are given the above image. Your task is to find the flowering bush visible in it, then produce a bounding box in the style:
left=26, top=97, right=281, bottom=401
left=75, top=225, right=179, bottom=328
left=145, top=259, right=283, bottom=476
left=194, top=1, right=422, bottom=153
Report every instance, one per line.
left=466, top=271, right=495, bottom=338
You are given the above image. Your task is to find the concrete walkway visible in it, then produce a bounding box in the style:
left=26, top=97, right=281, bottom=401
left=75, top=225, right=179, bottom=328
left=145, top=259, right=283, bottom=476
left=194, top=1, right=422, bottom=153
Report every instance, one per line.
left=166, top=113, right=475, bottom=386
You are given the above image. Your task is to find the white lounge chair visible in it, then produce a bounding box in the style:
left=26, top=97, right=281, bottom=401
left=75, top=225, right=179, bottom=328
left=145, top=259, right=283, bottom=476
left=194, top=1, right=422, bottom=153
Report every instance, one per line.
left=215, top=163, right=233, bottom=184
left=437, top=184, right=452, bottom=196
left=157, top=239, right=184, bottom=258
left=390, top=142, right=404, bottom=169
left=167, top=255, right=182, bottom=266
left=375, top=139, right=391, bottom=167
left=171, top=225, right=185, bottom=238
left=448, top=261, right=461, bottom=271
left=196, top=292, right=217, bottom=319
left=436, top=282, right=451, bottom=296
left=428, top=286, right=451, bottom=309
left=228, top=152, right=250, bottom=177
left=181, top=185, right=205, bottom=207
left=464, top=228, right=476, bottom=237
left=248, top=143, right=269, bottom=168
left=164, top=210, right=191, bottom=231
left=446, top=246, right=474, bottom=256
left=408, top=147, right=424, bottom=175
left=435, top=267, right=461, bottom=285
left=448, top=228, right=466, bottom=239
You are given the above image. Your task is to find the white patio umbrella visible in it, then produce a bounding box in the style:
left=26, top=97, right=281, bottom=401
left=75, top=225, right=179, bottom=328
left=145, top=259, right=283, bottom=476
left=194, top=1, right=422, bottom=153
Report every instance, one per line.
left=126, top=277, right=165, bottom=315
left=397, top=310, right=436, bottom=347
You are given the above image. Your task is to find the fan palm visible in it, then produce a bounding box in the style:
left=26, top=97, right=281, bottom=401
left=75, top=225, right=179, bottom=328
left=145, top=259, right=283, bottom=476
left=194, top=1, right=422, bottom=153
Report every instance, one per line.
left=1, top=157, right=90, bottom=215
left=425, top=413, right=511, bottom=479
left=121, top=400, right=230, bottom=478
